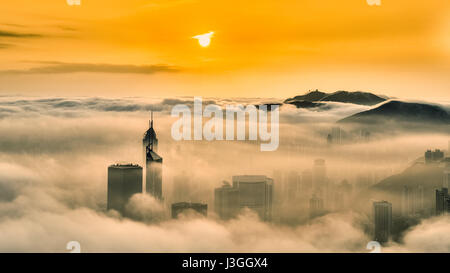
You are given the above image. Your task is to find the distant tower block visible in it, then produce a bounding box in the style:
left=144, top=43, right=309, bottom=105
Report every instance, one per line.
left=436, top=188, right=450, bottom=215
left=107, top=164, right=143, bottom=215
left=215, top=181, right=239, bottom=220
left=143, top=112, right=163, bottom=200
left=232, top=175, right=273, bottom=221
left=309, top=194, right=324, bottom=219
left=313, top=159, right=327, bottom=195
left=448, top=140, right=450, bottom=156
left=373, top=201, right=392, bottom=243
left=445, top=169, right=450, bottom=189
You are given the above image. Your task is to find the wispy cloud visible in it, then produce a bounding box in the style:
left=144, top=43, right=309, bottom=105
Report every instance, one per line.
left=0, top=62, right=180, bottom=75
left=56, top=25, right=78, bottom=32
left=0, top=29, right=41, bottom=38
left=0, top=43, right=11, bottom=49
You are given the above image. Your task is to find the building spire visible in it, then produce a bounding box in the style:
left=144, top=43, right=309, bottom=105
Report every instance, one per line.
left=150, top=111, right=153, bottom=128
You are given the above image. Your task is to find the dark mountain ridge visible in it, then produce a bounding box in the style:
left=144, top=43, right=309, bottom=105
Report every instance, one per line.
left=284, top=90, right=387, bottom=107
left=338, top=100, right=450, bottom=125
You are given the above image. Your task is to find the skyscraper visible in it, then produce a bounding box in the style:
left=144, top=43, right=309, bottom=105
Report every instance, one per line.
left=301, top=169, right=313, bottom=194
left=448, top=140, right=450, bottom=157
left=143, top=112, right=163, bottom=200
left=331, top=127, right=342, bottom=144
left=402, top=185, right=425, bottom=216
left=232, top=175, right=273, bottom=221
left=107, top=163, right=143, bottom=214
left=444, top=167, right=450, bottom=189
left=214, top=181, right=239, bottom=220
left=436, top=188, right=450, bottom=215
left=309, top=194, right=324, bottom=219
left=373, top=201, right=392, bottom=243
left=334, top=179, right=352, bottom=211
left=313, top=159, right=327, bottom=195
left=425, top=149, right=444, bottom=163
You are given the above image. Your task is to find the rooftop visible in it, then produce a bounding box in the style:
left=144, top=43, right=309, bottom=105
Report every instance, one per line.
left=109, top=163, right=142, bottom=169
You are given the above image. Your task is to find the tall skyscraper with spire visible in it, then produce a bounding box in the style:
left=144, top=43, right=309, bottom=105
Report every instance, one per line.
left=143, top=112, right=163, bottom=200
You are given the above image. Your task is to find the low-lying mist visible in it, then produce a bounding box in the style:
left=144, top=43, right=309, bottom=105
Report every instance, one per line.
left=0, top=96, right=448, bottom=252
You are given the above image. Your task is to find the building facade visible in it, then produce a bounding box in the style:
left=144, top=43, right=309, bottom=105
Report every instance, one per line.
left=309, top=194, right=324, bottom=219
left=143, top=112, right=163, bottom=200
left=401, top=185, right=424, bottom=216
left=425, top=149, right=444, bottom=163
left=313, top=159, right=327, bottom=196
left=373, top=201, right=392, bottom=243
left=107, top=164, right=143, bottom=214
left=436, top=188, right=450, bottom=215
left=214, top=181, right=239, bottom=220
left=232, top=175, right=273, bottom=221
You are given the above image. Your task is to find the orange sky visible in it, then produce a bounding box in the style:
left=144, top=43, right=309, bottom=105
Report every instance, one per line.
left=0, top=0, right=449, bottom=99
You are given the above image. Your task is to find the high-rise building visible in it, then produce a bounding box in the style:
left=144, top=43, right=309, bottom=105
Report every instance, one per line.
left=425, top=149, right=444, bottom=163
left=373, top=201, right=392, bottom=243
left=402, top=186, right=413, bottom=216
left=359, top=129, right=370, bottom=142
left=214, top=181, right=239, bottom=220
left=107, top=164, right=143, bottom=214
left=444, top=166, right=450, bottom=189
left=309, top=194, right=324, bottom=219
left=232, top=175, right=273, bottom=221
left=417, top=185, right=424, bottom=213
left=334, top=179, right=353, bottom=210
left=402, top=185, right=424, bottom=216
left=436, top=188, right=450, bottom=215
left=171, top=202, right=207, bottom=218
left=143, top=112, right=163, bottom=200
left=313, top=159, right=327, bottom=198
left=331, top=127, right=342, bottom=144
left=301, top=169, right=313, bottom=194
left=327, top=134, right=332, bottom=145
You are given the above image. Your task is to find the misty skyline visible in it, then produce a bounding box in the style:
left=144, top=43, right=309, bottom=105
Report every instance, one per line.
left=0, top=1, right=449, bottom=254
left=0, top=92, right=448, bottom=252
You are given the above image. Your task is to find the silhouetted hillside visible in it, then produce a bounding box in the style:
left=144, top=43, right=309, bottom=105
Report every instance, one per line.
left=284, top=90, right=387, bottom=108
left=353, top=162, right=445, bottom=217
left=285, top=90, right=327, bottom=103
left=372, top=163, right=444, bottom=193
left=339, top=100, right=450, bottom=125
left=320, top=91, right=386, bottom=105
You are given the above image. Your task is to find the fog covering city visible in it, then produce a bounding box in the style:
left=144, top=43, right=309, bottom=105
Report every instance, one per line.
left=0, top=95, right=449, bottom=252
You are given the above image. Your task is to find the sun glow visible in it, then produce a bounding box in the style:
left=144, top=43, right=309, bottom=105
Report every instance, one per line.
left=192, top=31, right=214, bottom=47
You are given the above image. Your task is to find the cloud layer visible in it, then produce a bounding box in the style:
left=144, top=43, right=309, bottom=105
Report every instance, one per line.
left=0, top=95, right=448, bottom=252
left=0, top=62, right=180, bottom=75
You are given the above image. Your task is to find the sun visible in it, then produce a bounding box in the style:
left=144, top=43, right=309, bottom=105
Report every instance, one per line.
left=192, top=31, right=214, bottom=47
